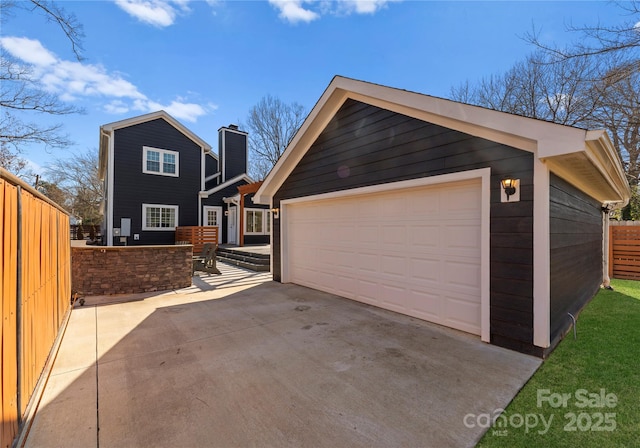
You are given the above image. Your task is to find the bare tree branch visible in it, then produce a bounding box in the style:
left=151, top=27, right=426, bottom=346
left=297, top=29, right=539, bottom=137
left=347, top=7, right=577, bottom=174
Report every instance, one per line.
left=45, top=150, right=103, bottom=223
left=27, top=0, right=85, bottom=60
left=244, top=95, right=307, bottom=180
left=0, top=0, right=85, bottom=170
left=524, top=1, right=639, bottom=61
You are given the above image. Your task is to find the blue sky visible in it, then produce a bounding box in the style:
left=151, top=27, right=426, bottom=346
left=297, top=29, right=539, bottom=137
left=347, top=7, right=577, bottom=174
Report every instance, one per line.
left=1, top=1, right=630, bottom=174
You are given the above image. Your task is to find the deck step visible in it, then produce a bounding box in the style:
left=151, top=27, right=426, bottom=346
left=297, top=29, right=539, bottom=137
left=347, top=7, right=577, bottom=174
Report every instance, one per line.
left=216, top=247, right=270, bottom=272
left=217, top=256, right=270, bottom=272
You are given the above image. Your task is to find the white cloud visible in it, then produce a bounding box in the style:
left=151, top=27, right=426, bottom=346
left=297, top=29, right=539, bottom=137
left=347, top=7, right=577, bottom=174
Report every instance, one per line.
left=1, top=36, right=209, bottom=123
left=26, top=159, right=45, bottom=175
left=114, top=0, right=192, bottom=27
left=344, top=0, right=392, bottom=14
left=269, top=0, right=398, bottom=24
left=0, top=36, right=57, bottom=65
left=269, top=0, right=319, bottom=24
left=104, top=100, right=131, bottom=114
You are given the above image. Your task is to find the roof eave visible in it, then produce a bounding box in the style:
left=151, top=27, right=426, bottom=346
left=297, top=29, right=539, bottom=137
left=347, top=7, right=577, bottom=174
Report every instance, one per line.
left=101, top=110, right=212, bottom=152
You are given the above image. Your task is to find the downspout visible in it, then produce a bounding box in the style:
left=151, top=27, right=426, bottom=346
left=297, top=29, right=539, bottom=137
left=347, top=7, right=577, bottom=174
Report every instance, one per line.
left=106, top=130, right=115, bottom=246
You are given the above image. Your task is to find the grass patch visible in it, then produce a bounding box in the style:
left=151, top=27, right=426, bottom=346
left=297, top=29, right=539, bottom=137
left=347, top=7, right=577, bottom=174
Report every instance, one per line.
left=477, top=279, right=640, bottom=447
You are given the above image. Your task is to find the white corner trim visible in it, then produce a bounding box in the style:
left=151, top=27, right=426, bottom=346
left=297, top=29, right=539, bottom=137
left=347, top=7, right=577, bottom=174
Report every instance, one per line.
left=533, top=158, right=551, bottom=348
left=221, top=129, right=226, bottom=182
left=106, top=132, right=115, bottom=246
left=201, top=151, right=205, bottom=191
left=270, top=198, right=274, bottom=276
left=480, top=171, right=491, bottom=343
left=279, top=168, right=492, bottom=341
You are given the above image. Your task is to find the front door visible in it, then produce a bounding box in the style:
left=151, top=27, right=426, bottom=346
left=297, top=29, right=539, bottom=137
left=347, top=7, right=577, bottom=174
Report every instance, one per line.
left=203, top=206, right=222, bottom=243
left=227, top=206, right=237, bottom=244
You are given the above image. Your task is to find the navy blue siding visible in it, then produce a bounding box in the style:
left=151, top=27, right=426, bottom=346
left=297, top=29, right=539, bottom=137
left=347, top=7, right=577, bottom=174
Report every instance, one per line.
left=204, top=150, right=220, bottom=190
left=112, top=118, right=202, bottom=245
left=273, top=99, right=538, bottom=355
left=549, top=173, right=602, bottom=351
left=202, top=180, right=244, bottom=243
left=221, top=129, right=248, bottom=182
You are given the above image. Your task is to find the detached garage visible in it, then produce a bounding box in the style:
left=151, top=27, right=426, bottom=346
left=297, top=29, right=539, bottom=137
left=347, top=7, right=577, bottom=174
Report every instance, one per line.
left=255, top=76, right=629, bottom=357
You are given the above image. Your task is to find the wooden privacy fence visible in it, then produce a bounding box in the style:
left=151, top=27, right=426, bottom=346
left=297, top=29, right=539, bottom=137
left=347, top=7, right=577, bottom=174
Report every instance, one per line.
left=609, top=223, right=640, bottom=280
left=1, top=169, right=71, bottom=448
left=175, top=226, right=218, bottom=254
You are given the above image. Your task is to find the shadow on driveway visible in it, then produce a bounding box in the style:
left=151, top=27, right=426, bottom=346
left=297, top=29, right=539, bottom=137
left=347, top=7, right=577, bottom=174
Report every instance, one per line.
left=25, top=268, right=540, bottom=448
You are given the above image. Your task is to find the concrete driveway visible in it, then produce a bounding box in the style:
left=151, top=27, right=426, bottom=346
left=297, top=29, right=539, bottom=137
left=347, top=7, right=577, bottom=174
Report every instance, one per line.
left=25, top=264, right=540, bottom=448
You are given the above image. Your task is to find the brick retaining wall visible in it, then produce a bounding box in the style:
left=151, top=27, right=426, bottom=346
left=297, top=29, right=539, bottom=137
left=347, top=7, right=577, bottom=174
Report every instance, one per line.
left=72, top=245, right=192, bottom=295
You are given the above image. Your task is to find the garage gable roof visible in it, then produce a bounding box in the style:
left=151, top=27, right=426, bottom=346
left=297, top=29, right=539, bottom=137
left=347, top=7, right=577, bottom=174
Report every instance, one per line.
left=255, top=76, right=629, bottom=205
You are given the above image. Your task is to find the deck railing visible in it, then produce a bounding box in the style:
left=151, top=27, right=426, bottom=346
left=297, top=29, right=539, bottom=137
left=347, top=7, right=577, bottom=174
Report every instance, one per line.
left=175, top=226, right=218, bottom=254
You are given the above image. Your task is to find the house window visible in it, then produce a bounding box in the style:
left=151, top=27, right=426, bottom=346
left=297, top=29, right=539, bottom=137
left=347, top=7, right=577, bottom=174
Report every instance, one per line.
left=142, top=204, right=178, bottom=230
left=245, top=208, right=270, bottom=235
left=143, top=147, right=179, bottom=177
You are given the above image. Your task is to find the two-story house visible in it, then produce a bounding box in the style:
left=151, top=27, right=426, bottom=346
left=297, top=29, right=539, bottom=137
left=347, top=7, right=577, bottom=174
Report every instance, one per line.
left=98, top=110, right=270, bottom=246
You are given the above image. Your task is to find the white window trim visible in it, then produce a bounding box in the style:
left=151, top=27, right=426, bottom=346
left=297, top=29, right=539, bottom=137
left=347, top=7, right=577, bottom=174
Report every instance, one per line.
left=143, top=146, right=179, bottom=177
left=142, top=203, right=179, bottom=231
left=244, top=208, right=270, bottom=235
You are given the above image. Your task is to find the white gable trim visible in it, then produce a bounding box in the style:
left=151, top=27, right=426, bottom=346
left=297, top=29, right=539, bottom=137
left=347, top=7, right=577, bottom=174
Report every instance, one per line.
left=199, top=173, right=254, bottom=198
left=255, top=76, right=629, bottom=205
left=101, top=110, right=212, bottom=153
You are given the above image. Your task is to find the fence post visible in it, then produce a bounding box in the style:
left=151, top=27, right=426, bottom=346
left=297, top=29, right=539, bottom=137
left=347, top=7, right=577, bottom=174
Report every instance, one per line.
left=15, top=186, right=23, bottom=424
left=609, top=226, right=614, bottom=279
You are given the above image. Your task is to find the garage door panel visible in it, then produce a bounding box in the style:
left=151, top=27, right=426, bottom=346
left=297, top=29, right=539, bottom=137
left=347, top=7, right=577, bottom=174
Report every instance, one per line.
left=356, top=252, right=379, bottom=273
left=382, top=225, right=406, bottom=245
left=408, top=225, right=440, bottom=247
left=407, top=289, right=442, bottom=319
left=444, top=260, right=481, bottom=290
left=444, top=296, right=481, bottom=333
left=409, top=256, right=440, bottom=277
left=380, top=254, right=407, bottom=277
left=379, top=284, right=407, bottom=309
left=356, top=279, right=381, bottom=303
left=286, top=179, right=482, bottom=336
left=442, top=185, right=481, bottom=212
left=445, top=224, right=481, bottom=251
left=358, top=225, right=379, bottom=244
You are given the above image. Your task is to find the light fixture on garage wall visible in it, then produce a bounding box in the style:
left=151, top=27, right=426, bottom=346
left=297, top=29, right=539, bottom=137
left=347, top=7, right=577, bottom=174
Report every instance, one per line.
left=271, top=208, right=280, bottom=219
left=501, top=178, right=520, bottom=203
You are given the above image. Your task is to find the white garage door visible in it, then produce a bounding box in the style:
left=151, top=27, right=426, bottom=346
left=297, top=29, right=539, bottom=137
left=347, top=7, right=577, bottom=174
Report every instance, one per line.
left=285, top=178, right=482, bottom=335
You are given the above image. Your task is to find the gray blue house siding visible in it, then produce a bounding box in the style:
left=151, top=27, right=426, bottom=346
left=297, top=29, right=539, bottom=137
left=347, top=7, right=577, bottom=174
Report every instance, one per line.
left=272, top=99, right=538, bottom=355
left=112, top=118, right=202, bottom=246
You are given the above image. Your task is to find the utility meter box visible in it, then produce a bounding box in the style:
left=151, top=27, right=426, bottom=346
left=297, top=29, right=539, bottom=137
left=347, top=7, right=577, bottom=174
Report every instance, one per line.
left=120, top=218, right=131, bottom=237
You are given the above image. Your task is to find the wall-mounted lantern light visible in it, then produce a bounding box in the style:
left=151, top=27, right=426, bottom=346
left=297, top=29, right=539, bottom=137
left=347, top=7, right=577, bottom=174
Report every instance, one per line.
left=271, top=208, right=280, bottom=219
left=500, top=178, right=520, bottom=202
